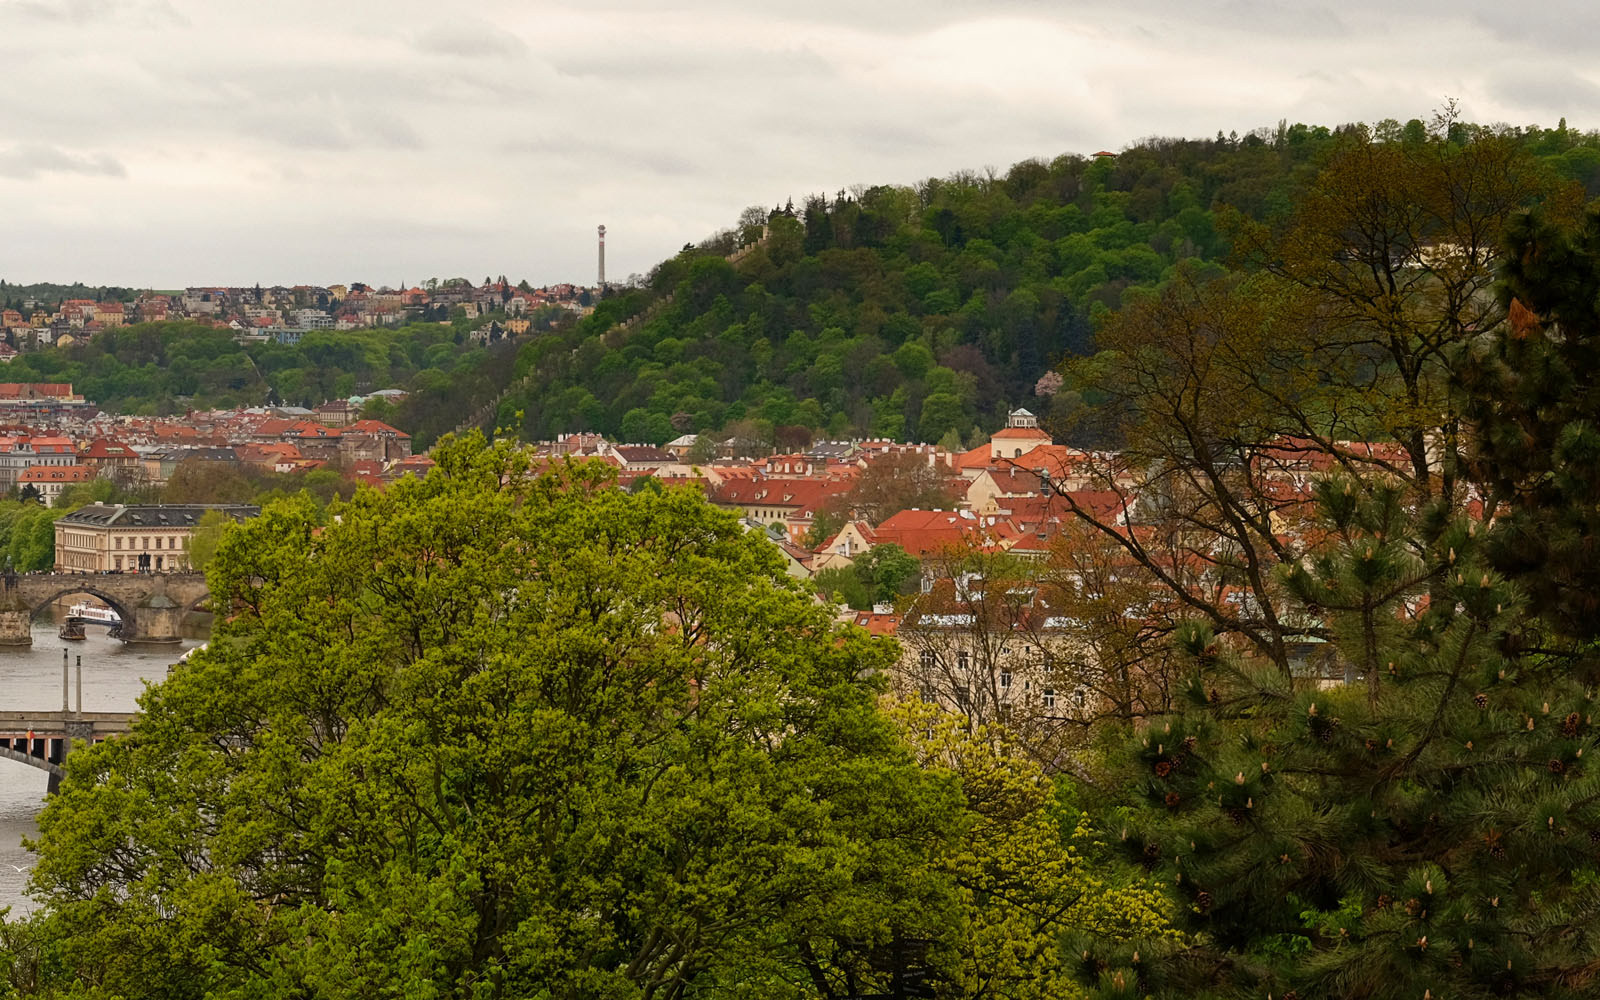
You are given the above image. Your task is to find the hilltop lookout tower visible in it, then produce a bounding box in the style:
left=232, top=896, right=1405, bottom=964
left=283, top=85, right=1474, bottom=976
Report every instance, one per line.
left=597, top=225, right=606, bottom=288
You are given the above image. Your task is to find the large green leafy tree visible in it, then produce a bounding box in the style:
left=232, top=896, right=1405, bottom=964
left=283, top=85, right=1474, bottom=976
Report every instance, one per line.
left=15, top=435, right=1165, bottom=999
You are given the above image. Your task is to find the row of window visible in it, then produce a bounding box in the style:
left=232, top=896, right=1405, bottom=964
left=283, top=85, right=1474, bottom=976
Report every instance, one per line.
left=914, top=649, right=1089, bottom=710
left=112, top=535, right=186, bottom=551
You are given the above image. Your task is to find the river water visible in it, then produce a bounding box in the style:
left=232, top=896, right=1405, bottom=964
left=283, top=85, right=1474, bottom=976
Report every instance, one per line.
left=0, top=611, right=200, bottom=916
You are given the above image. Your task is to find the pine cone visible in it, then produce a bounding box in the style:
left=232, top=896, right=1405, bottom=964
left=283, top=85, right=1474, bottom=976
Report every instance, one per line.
left=1490, top=845, right=1507, bottom=859
left=1195, top=890, right=1213, bottom=912
left=1473, top=692, right=1489, bottom=709
left=1404, top=897, right=1420, bottom=916
left=1549, top=759, right=1566, bottom=774
left=1563, top=711, right=1582, bottom=737
left=1182, top=735, right=1198, bottom=751
left=1375, top=894, right=1392, bottom=910
left=1282, top=991, right=1300, bottom=1000
left=1142, top=843, right=1160, bottom=860
left=1588, top=829, right=1600, bottom=846
left=1154, top=760, right=1174, bottom=778
left=1164, top=791, right=1182, bottom=808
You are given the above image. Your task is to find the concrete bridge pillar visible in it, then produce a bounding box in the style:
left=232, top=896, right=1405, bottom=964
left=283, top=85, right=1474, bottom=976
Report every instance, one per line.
left=0, top=590, right=32, bottom=647
left=50, top=720, right=98, bottom=794
left=125, top=593, right=182, bottom=645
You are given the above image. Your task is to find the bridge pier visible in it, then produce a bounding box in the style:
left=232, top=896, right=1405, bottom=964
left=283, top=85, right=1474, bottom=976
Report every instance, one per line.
left=123, top=594, right=182, bottom=645
left=0, top=610, right=30, bottom=646
left=0, top=589, right=32, bottom=646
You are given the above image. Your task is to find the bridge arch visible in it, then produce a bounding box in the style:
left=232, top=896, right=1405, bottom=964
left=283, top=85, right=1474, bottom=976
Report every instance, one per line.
left=24, top=585, right=135, bottom=628
left=0, top=572, right=211, bottom=646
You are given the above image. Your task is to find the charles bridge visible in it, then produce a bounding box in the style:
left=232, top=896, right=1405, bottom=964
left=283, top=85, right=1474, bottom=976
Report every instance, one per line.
left=0, top=572, right=212, bottom=790
left=0, top=571, right=211, bottom=646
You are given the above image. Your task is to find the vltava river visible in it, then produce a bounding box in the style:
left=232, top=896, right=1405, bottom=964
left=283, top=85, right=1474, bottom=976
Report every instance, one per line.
left=0, top=613, right=199, bottom=916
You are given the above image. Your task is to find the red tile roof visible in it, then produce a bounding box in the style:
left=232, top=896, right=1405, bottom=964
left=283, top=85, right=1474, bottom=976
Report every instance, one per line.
left=341, top=419, right=409, bottom=438
left=20, top=464, right=95, bottom=483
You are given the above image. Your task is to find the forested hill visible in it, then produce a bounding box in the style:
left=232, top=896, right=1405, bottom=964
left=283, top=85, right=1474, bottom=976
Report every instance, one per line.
left=479, top=119, right=1600, bottom=449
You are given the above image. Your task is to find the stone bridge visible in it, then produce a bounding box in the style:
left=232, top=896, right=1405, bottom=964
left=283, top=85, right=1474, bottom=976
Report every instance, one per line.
left=0, top=572, right=210, bottom=646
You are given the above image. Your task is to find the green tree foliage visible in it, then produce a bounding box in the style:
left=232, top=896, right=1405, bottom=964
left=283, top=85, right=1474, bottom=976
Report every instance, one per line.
left=1093, top=480, right=1600, bottom=999
left=1457, top=206, right=1600, bottom=646
left=0, top=320, right=517, bottom=429
left=814, top=564, right=873, bottom=611
left=0, top=501, right=65, bottom=570
left=17, top=435, right=1167, bottom=998
left=1083, top=204, right=1600, bottom=998
left=182, top=509, right=231, bottom=574
left=486, top=135, right=1362, bottom=445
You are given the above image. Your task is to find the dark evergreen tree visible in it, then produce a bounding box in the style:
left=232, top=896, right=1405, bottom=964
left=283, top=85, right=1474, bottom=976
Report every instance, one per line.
left=1457, top=207, right=1600, bottom=652
left=1089, top=479, right=1600, bottom=999
left=1087, top=213, right=1600, bottom=996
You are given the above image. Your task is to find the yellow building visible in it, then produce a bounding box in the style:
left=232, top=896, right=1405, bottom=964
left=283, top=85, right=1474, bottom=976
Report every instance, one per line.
left=54, top=504, right=258, bottom=573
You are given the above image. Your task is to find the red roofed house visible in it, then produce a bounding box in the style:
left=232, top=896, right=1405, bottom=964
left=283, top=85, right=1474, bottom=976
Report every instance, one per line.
left=337, top=419, right=412, bottom=464
left=236, top=441, right=304, bottom=474
left=94, top=301, right=126, bottom=328
left=872, top=508, right=1018, bottom=558
left=0, top=383, right=83, bottom=404
left=816, top=520, right=880, bottom=560
left=78, top=437, right=141, bottom=475
left=20, top=464, right=96, bottom=507
left=851, top=610, right=901, bottom=638
left=709, top=476, right=850, bottom=542
left=383, top=454, right=436, bottom=484
left=987, top=407, right=1053, bottom=460
left=294, top=423, right=342, bottom=462
left=27, top=436, right=78, bottom=467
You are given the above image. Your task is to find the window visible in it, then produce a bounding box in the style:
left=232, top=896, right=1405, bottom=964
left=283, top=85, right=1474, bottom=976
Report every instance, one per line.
left=155, top=537, right=162, bottom=549
left=1074, top=689, right=1087, bottom=707
left=919, top=650, right=937, bottom=670
left=1000, top=670, right=1012, bottom=689
left=957, top=651, right=969, bottom=671
left=1043, top=689, right=1056, bottom=709
left=114, top=537, right=121, bottom=550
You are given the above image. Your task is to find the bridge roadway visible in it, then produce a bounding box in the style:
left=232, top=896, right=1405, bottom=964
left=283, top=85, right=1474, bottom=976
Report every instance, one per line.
left=0, top=710, right=136, bottom=792
left=0, top=571, right=210, bottom=646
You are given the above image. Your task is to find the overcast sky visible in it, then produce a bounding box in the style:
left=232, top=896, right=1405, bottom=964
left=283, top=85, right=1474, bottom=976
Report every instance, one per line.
left=1, top=0, right=1593, bottom=289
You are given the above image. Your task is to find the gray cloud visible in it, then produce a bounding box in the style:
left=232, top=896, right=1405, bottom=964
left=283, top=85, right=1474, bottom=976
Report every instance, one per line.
left=0, top=0, right=1596, bottom=287
left=413, top=19, right=528, bottom=59
left=0, top=144, right=125, bottom=180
